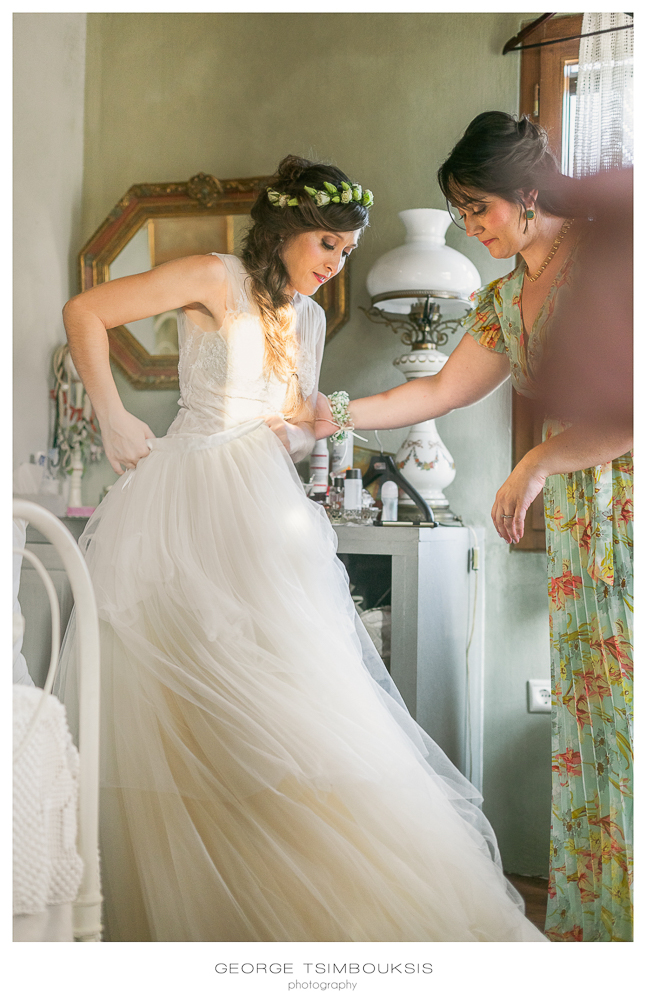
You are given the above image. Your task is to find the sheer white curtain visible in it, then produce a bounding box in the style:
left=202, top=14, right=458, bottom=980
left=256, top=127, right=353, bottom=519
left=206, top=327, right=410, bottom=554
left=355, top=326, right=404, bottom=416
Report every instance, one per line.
left=573, top=12, right=633, bottom=176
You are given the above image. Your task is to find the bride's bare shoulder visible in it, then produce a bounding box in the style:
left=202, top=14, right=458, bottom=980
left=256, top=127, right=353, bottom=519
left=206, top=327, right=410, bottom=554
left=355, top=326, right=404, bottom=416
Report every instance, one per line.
left=150, top=251, right=227, bottom=293
left=178, top=253, right=231, bottom=329
left=181, top=251, right=228, bottom=284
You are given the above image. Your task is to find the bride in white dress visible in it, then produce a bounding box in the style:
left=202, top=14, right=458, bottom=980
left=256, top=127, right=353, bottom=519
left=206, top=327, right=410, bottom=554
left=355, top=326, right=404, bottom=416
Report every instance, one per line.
left=57, top=155, right=545, bottom=943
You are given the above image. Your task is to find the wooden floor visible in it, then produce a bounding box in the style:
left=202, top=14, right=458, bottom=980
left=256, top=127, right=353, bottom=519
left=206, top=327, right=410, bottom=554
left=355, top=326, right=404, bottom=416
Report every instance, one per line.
left=506, top=873, right=548, bottom=932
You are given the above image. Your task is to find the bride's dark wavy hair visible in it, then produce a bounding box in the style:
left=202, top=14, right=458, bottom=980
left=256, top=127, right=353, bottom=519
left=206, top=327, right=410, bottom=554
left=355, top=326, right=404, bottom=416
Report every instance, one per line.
left=241, top=154, right=370, bottom=417
left=437, top=112, right=561, bottom=230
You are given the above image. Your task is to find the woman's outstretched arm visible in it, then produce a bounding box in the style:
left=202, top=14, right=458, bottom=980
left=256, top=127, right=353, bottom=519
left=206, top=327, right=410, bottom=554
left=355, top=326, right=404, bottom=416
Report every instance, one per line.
left=62, top=254, right=227, bottom=474
left=315, top=333, right=510, bottom=438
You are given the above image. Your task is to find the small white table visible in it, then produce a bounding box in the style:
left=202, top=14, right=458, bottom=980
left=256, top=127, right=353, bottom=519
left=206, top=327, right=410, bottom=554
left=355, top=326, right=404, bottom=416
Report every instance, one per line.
left=333, top=523, right=485, bottom=790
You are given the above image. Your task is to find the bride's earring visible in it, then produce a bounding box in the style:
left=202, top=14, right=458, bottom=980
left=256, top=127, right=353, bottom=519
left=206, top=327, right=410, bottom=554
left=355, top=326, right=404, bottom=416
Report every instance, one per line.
left=525, top=209, right=535, bottom=220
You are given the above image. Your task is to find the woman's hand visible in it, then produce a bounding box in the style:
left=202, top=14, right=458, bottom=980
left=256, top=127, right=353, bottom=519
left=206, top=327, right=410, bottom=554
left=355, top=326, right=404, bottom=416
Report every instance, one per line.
left=493, top=421, right=633, bottom=543
left=62, top=255, right=228, bottom=468
left=263, top=413, right=291, bottom=451
left=491, top=457, right=546, bottom=544
left=99, top=407, right=155, bottom=475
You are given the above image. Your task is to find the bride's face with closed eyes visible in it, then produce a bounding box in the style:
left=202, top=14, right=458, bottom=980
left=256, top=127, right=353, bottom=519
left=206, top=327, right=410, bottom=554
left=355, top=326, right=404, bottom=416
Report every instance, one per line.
left=281, top=229, right=361, bottom=297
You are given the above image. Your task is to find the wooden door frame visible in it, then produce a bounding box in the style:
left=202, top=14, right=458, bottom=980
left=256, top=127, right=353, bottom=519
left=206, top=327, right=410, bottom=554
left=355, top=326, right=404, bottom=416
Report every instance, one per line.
left=512, top=13, right=583, bottom=551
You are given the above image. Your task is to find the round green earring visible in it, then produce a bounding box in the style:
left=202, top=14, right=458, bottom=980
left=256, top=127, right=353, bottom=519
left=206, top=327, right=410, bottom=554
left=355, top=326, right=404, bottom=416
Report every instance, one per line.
left=525, top=209, right=536, bottom=220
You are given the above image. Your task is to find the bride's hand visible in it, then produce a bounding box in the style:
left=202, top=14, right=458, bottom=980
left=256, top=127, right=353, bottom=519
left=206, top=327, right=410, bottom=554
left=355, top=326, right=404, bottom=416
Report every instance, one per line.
left=263, top=413, right=291, bottom=451
left=314, top=392, right=338, bottom=439
left=99, top=407, right=155, bottom=475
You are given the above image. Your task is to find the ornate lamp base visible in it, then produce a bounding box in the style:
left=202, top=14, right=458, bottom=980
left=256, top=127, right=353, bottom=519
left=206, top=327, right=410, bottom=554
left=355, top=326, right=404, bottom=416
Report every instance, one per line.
left=393, top=347, right=460, bottom=523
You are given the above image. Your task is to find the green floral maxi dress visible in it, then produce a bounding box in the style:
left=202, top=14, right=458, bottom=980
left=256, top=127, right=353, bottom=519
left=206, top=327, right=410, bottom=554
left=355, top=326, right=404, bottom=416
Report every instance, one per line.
left=464, top=254, right=633, bottom=942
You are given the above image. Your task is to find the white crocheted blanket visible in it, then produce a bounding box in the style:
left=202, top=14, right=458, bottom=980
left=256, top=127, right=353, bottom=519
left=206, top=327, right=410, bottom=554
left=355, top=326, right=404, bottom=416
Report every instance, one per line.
left=13, top=685, right=83, bottom=915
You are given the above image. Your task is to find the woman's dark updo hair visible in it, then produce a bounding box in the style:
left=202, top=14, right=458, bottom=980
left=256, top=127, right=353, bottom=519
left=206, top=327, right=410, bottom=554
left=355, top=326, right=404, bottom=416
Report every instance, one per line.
left=241, top=155, right=370, bottom=417
left=437, top=112, right=561, bottom=226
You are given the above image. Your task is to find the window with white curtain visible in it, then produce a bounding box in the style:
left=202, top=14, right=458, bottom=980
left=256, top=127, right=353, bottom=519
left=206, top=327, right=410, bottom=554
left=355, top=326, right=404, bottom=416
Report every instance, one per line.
left=561, top=62, right=578, bottom=176
left=572, top=12, right=634, bottom=176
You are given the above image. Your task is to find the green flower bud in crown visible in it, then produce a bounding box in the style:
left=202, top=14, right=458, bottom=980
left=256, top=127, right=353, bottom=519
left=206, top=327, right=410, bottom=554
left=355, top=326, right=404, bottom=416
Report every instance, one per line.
left=267, top=180, right=374, bottom=210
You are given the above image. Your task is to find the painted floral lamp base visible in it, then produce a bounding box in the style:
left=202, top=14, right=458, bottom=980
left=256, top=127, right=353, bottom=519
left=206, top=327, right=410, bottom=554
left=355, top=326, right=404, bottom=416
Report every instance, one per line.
left=393, top=347, right=458, bottom=522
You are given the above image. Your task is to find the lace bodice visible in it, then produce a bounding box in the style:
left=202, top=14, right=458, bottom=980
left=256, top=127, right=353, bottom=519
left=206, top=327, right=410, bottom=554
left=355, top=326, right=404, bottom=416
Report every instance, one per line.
left=167, top=254, right=326, bottom=439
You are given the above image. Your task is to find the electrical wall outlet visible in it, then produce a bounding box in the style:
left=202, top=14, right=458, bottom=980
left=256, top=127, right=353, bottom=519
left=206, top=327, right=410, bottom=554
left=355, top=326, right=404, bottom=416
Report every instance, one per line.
left=527, top=679, right=551, bottom=713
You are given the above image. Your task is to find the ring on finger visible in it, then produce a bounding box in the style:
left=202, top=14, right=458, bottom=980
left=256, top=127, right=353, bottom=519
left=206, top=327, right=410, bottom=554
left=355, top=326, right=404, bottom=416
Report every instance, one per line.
left=501, top=514, right=513, bottom=518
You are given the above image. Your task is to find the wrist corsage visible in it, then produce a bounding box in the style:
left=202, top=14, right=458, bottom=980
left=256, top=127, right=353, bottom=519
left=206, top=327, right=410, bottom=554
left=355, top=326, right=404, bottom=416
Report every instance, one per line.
left=327, top=391, right=354, bottom=443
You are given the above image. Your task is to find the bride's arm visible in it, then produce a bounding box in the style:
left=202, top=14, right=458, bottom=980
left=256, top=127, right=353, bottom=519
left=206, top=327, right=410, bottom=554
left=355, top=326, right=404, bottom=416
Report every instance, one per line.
left=63, top=254, right=227, bottom=474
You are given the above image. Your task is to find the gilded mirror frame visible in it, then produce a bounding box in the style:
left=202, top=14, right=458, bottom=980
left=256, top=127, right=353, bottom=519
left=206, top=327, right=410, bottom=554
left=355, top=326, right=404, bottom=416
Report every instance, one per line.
left=79, top=173, right=350, bottom=389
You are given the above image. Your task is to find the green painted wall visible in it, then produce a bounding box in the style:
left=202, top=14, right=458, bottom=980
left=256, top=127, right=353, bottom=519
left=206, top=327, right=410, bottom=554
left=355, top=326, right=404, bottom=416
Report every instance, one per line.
left=80, top=11, right=550, bottom=875
left=14, top=13, right=87, bottom=472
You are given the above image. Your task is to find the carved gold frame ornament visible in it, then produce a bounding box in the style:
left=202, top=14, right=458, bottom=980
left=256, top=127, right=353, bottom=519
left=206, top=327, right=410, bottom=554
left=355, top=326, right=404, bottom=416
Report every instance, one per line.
left=79, top=173, right=350, bottom=389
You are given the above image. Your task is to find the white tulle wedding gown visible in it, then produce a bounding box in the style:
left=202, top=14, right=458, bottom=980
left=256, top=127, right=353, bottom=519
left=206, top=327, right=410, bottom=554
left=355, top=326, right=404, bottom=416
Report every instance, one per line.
left=56, top=254, right=545, bottom=942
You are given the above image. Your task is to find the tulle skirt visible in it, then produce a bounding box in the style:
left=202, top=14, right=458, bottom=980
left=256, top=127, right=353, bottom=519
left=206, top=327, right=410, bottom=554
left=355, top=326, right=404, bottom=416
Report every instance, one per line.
left=56, top=419, right=545, bottom=942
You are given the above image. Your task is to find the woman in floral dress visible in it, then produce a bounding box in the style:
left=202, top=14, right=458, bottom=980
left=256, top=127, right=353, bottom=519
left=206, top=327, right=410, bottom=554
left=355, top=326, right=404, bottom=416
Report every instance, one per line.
left=317, top=112, right=633, bottom=941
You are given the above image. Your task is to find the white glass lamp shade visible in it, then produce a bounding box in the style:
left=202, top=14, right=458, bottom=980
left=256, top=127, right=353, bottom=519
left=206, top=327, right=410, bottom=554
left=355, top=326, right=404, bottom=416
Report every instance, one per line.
left=366, top=208, right=481, bottom=315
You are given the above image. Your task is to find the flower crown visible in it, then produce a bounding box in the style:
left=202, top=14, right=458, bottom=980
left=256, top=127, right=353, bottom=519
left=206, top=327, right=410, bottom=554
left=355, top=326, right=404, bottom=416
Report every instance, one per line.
left=267, top=181, right=374, bottom=210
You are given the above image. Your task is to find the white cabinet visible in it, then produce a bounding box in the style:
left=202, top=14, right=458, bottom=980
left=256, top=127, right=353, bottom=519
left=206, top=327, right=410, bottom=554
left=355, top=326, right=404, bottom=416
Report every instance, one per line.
left=333, top=524, right=485, bottom=791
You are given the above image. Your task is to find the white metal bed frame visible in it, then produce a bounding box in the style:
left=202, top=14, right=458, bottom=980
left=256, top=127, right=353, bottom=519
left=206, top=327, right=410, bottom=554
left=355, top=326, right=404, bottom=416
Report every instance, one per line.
left=13, top=499, right=102, bottom=941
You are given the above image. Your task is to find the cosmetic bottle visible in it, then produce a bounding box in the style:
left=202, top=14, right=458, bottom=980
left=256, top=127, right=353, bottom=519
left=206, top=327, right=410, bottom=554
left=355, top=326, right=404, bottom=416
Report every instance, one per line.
left=360, top=490, right=378, bottom=524
left=328, top=477, right=345, bottom=517
left=310, top=438, right=329, bottom=487
left=381, top=480, right=398, bottom=522
left=343, top=469, right=363, bottom=516
left=310, top=484, right=328, bottom=505
left=331, top=432, right=354, bottom=478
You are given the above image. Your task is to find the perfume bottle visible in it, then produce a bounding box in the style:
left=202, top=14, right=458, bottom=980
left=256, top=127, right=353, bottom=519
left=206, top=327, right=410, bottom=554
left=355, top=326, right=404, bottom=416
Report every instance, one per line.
left=360, top=489, right=378, bottom=524
left=328, top=476, right=345, bottom=520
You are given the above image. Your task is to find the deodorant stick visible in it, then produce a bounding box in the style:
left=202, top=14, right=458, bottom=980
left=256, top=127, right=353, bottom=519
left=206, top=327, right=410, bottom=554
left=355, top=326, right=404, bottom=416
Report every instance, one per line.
left=381, top=480, right=398, bottom=521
